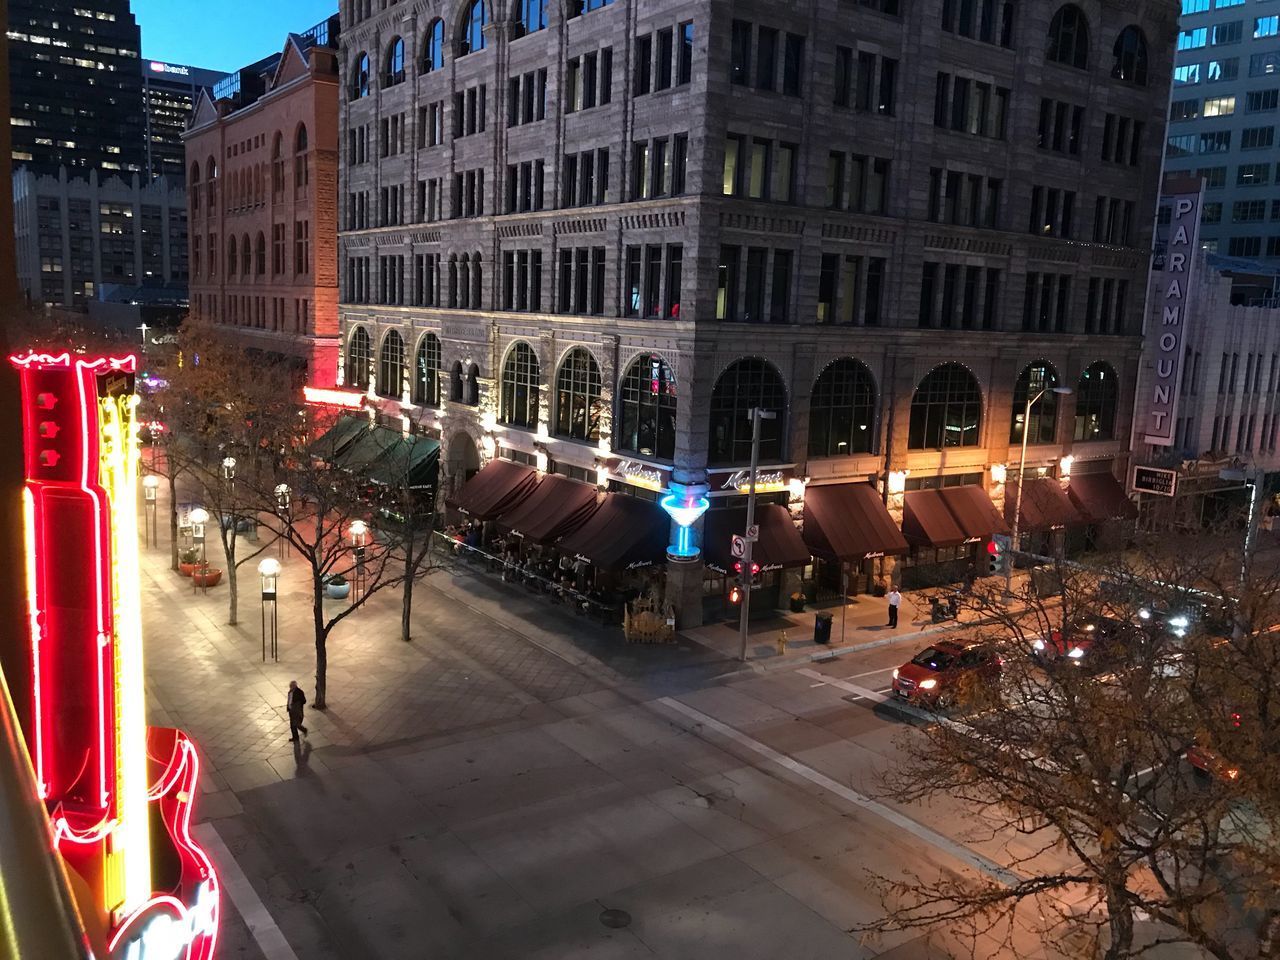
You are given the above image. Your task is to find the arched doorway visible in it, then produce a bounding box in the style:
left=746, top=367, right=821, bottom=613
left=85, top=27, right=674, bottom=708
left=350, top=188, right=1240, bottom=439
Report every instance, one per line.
left=446, top=429, right=481, bottom=498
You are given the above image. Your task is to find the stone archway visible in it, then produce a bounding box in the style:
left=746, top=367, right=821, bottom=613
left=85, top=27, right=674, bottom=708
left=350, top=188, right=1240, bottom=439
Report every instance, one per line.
left=445, top=429, right=481, bottom=497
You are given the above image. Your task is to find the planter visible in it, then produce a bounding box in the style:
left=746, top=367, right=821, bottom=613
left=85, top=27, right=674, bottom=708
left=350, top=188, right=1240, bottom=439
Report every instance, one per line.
left=325, top=581, right=350, bottom=600
left=192, top=568, right=222, bottom=588
left=178, top=562, right=199, bottom=577
left=789, top=598, right=806, bottom=613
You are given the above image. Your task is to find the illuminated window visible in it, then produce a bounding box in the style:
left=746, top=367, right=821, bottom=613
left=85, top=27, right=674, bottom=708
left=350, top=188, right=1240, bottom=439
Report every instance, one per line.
left=1010, top=362, right=1060, bottom=444
left=555, top=347, right=603, bottom=441
left=1074, top=362, right=1117, bottom=441
left=618, top=353, right=677, bottom=459
left=500, top=341, right=540, bottom=429
left=709, top=358, right=787, bottom=463
left=909, top=363, right=983, bottom=449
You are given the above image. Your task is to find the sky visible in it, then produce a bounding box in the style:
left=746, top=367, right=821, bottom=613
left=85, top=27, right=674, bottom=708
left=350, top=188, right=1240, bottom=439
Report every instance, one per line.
left=131, top=1, right=339, bottom=73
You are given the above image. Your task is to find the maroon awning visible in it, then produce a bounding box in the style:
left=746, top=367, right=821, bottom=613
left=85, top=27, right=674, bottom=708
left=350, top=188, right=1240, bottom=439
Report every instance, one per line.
left=703, top=504, right=811, bottom=574
left=497, top=473, right=600, bottom=544
left=902, top=489, right=967, bottom=548
left=1068, top=472, right=1138, bottom=523
left=803, top=483, right=908, bottom=561
left=446, top=458, right=538, bottom=520
left=938, top=485, right=1010, bottom=542
left=556, top=493, right=670, bottom=571
left=1004, top=477, right=1085, bottom=530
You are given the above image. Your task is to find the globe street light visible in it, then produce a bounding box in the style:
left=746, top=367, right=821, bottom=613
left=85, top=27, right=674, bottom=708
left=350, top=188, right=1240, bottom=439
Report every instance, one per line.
left=1006, top=385, right=1074, bottom=597
left=189, top=507, right=210, bottom=595
left=258, top=556, right=282, bottom=662
left=274, top=483, right=291, bottom=557
left=141, top=474, right=160, bottom=548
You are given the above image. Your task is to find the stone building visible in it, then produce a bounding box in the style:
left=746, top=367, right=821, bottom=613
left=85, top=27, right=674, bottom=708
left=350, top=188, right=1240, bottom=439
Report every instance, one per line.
left=184, top=17, right=342, bottom=384
left=335, top=0, right=1179, bottom=625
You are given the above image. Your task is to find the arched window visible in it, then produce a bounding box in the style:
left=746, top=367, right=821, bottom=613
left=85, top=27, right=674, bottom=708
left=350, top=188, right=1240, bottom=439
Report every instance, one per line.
left=350, top=52, right=370, bottom=99
left=500, top=341, right=540, bottom=429
left=271, top=132, right=284, bottom=194
left=458, top=256, right=471, bottom=309
left=190, top=162, right=201, bottom=210
left=294, top=124, right=309, bottom=192
left=378, top=330, right=406, bottom=399
left=1046, top=5, right=1089, bottom=69
left=385, top=36, right=405, bottom=85
left=1074, top=361, right=1117, bottom=441
left=423, top=18, right=445, bottom=72
left=295, top=124, right=308, bottom=152
left=1010, top=362, right=1060, bottom=445
left=239, top=233, right=250, bottom=276
left=709, top=358, right=787, bottom=464
left=555, top=347, right=603, bottom=441
left=450, top=360, right=464, bottom=401
left=471, top=253, right=482, bottom=309
left=414, top=335, right=442, bottom=406
left=348, top=326, right=372, bottom=389
left=460, top=0, right=487, bottom=56
left=618, top=353, right=678, bottom=460
left=255, top=232, right=266, bottom=276
left=517, top=0, right=548, bottom=35
left=227, top=235, right=237, bottom=277
left=465, top=363, right=480, bottom=405
left=908, top=363, right=983, bottom=449
left=206, top=157, right=217, bottom=209
left=808, top=358, right=876, bottom=458
left=1111, top=26, right=1148, bottom=84
left=448, top=256, right=459, bottom=308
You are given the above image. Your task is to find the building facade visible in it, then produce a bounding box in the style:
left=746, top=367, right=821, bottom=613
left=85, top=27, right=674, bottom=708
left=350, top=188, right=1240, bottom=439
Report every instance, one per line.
left=142, top=60, right=227, bottom=183
left=8, top=0, right=145, bottom=178
left=1164, top=0, right=1280, bottom=262
left=12, top=166, right=187, bottom=309
left=336, top=0, right=1178, bottom=625
left=184, top=19, right=342, bottom=384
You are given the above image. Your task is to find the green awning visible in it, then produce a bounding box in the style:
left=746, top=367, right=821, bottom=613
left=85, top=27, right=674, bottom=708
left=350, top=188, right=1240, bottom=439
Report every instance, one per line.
left=333, top=425, right=404, bottom=470
left=367, top=435, right=440, bottom=491
left=311, top=415, right=369, bottom=461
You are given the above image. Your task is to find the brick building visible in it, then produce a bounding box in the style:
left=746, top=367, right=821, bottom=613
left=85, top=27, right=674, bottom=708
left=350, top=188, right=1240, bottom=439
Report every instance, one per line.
left=335, top=0, right=1178, bottom=625
left=184, top=17, right=342, bottom=384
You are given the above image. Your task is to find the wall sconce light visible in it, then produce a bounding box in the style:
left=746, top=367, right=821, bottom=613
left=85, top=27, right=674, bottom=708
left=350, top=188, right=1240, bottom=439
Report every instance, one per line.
left=535, top=446, right=548, bottom=474
left=990, top=462, right=1007, bottom=484
left=1059, top=454, right=1075, bottom=478
left=887, top=469, right=909, bottom=494
left=480, top=410, right=497, bottom=432
left=787, top=477, right=808, bottom=501
left=481, top=434, right=496, bottom=457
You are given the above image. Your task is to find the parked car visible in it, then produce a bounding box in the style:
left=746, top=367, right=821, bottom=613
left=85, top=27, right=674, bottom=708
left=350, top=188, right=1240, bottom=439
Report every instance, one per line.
left=1186, top=710, right=1244, bottom=783
left=892, top=640, right=1002, bottom=707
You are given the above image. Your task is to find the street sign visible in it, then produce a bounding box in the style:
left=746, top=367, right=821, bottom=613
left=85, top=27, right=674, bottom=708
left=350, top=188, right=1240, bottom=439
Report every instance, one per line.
left=1132, top=465, right=1177, bottom=497
left=746, top=524, right=759, bottom=540
left=730, top=534, right=746, bottom=558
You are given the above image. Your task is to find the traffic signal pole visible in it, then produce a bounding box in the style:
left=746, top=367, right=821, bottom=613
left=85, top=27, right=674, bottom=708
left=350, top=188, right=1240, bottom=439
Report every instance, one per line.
left=738, top=407, right=776, bottom=662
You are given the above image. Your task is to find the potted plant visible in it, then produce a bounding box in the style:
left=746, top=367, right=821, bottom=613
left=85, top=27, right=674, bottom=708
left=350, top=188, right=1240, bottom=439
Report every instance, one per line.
left=192, top=563, right=222, bottom=588
left=324, top=574, right=350, bottom=600
left=789, top=590, right=807, bottom=613
left=178, top=548, right=201, bottom=577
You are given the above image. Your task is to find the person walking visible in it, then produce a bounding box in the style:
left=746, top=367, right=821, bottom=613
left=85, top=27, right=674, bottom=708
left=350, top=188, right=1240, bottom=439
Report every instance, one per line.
left=287, top=680, right=308, bottom=742
left=887, top=587, right=902, bottom=628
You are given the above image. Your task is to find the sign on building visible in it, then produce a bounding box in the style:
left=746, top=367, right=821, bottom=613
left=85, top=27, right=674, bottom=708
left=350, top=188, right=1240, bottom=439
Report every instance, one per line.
left=1132, top=465, right=1178, bottom=497
left=1142, top=178, right=1204, bottom=446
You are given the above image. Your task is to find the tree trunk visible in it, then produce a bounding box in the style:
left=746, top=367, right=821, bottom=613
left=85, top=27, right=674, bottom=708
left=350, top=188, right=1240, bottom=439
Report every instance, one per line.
left=224, top=527, right=239, bottom=626
left=1103, top=881, right=1134, bottom=960
left=401, top=529, right=414, bottom=643
left=313, top=584, right=328, bottom=709
left=167, top=470, right=179, bottom=571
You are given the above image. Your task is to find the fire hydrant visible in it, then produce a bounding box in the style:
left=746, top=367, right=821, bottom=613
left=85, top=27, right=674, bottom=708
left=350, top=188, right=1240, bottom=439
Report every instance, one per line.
left=777, top=630, right=789, bottom=656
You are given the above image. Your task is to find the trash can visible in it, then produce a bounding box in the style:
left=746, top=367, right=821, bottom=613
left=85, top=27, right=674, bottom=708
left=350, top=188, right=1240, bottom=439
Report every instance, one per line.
left=813, top=612, right=833, bottom=645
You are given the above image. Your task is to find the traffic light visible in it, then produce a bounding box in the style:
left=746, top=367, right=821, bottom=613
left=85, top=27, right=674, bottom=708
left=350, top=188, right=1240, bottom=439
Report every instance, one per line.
left=734, top=560, right=762, bottom=586
left=729, top=584, right=742, bottom=604
left=987, top=539, right=1004, bottom=575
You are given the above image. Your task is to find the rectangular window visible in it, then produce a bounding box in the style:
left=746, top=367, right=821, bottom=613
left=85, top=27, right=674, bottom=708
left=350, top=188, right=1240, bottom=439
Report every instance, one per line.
left=748, top=139, right=769, bottom=199
left=655, top=27, right=673, bottom=90
left=723, top=135, right=743, bottom=196
left=770, top=250, right=792, bottom=322
left=1174, top=64, right=1202, bottom=85
left=783, top=33, right=804, bottom=96
left=634, top=33, right=652, bottom=94
left=716, top=245, right=740, bottom=320
left=1247, top=89, right=1279, bottom=112
left=775, top=142, right=795, bottom=202
left=677, top=23, right=693, bottom=85
left=1203, top=96, right=1236, bottom=116
left=1170, top=98, right=1200, bottom=122
left=756, top=26, right=777, bottom=91
left=672, top=133, right=688, bottom=194
left=1238, top=163, right=1270, bottom=185
left=1208, top=58, right=1239, bottom=81
left=1242, top=125, right=1275, bottom=149
left=1178, top=26, right=1208, bottom=49
left=826, top=152, right=845, bottom=208
left=730, top=20, right=751, bottom=85
left=744, top=248, right=767, bottom=320
left=1199, top=130, right=1232, bottom=152
left=1257, top=15, right=1280, bottom=37
left=600, top=48, right=613, bottom=103
left=834, top=45, right=853, bottom=106
left=1211, top=20, right=1242, bottom=44
left=857, top=52, right=876, bottom=111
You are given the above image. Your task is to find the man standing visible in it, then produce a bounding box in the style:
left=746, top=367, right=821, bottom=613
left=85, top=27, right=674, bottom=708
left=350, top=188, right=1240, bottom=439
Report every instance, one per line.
left=887, top=587, right=902, bottom=629
left=287, top=680, right=308, bottom=742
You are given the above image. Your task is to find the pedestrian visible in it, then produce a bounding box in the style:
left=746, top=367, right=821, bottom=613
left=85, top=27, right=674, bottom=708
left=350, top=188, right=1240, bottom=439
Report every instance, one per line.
left=287, top=680, right=308, bottom=742
left=887, top=587, right=901, bottom=628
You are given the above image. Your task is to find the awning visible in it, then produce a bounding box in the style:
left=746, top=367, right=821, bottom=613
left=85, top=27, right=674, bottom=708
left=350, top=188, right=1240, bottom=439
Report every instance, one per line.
left=1068, top=472, right=1138, bottom=523
left=902, top=489, right=967, bottom=548
left=366, top=434, right=440, bottom=491
left=555, top=493, right=669, bottom=571
left=703, top=504, right=811, bottom=574
left=938, top=485, right=1011, bottom=542
left=447, top=459, right=538, bottom=520
left=803, top=483, right=908, bottom=562
left=310, top=414, right=368, bottom=460
left=333, top=424, right=405, bottom=471
left=497, top=473, right=600, bottom=544
left=1004, top=477, right=1085, bottom=530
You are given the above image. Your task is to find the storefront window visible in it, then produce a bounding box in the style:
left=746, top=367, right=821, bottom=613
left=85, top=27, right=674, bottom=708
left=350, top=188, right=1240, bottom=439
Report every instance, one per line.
left=501, top=341, right=540, bottom=429
left=908, top=362, right=983, bottom=448
left=709, top=357, right=787, bottom=464
left=808, top=357, right=876, bottom=457
left=555, top=347, right=603, bottom=441
left=618, top=353, right=677, bottom=459
left=1010, top=361, right=1060, bottom=445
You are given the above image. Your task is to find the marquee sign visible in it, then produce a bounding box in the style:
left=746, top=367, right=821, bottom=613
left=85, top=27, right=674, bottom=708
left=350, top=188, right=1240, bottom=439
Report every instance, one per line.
left=1143, top=179, right=1203, bottom=446
left=1132, top=465, right=1178, bottom=497
left=11, top=353, right=219, bottom=960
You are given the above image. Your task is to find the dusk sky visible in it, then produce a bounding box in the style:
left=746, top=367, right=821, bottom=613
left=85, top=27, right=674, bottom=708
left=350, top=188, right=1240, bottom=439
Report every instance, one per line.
left=131, top=1, right=339, bottom=73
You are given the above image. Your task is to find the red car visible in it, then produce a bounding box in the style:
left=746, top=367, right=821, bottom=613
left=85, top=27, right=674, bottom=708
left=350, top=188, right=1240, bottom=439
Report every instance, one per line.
left=1186, top=710, right=1244, bottom=783
left=892, top=640, right=1002, bottom=706
left=1032, top=615, right=1124, bottom=668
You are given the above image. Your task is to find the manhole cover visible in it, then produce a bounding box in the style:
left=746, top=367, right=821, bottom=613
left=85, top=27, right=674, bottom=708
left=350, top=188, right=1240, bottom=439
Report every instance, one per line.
left=599, top=908, right=632, bottom=929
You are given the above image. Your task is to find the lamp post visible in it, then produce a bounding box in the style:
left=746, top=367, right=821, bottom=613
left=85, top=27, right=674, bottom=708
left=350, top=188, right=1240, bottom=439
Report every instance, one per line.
left=275, top=483, right=291, bottom=557
left=141, top=474, right=159, bottom=548
left=349, top=519, right=368, bottom=603
left=1006, top=385, right=1073, bottom=597
left=189, top=507, right=209, bottom=594
left=258, top=557, right=281, bottom=662
left=738, top=407, right=778, bottom=663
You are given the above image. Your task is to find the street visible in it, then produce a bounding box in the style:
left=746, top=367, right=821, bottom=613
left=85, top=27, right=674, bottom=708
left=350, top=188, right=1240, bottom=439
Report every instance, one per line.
left=140, top=518, right=1158, bottom=960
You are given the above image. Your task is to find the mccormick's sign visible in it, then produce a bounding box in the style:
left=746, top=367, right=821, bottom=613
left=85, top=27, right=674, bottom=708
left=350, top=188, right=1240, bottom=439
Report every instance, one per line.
left=1143, top=179, right=1203, bottom=446
left=610, top=458, right=667, bottom=491
left=716, top=469, right=789, bottom=494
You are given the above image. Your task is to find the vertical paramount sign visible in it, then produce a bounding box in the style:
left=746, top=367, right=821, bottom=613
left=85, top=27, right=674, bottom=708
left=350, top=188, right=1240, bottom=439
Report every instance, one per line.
left=1143, top=179, right=1203, bottom=445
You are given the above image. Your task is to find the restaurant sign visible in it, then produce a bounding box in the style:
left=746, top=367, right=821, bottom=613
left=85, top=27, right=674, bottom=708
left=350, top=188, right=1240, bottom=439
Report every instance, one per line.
left=1143, top=180, right=1203, bottom=446
left=714, top=468, right=790, bottom=495
left=610, top=458, right=668, bottom=491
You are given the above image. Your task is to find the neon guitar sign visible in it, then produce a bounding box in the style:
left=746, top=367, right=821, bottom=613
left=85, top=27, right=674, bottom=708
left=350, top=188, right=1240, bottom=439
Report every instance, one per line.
left=11, top=353, right=219, bottom=960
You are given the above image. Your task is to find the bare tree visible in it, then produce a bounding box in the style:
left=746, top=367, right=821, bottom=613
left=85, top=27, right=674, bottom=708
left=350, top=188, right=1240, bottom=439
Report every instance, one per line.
left=858, top=530, right=1280, bottom=960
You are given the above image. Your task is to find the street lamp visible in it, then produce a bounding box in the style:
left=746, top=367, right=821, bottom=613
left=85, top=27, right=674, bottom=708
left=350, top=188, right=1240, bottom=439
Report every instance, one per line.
left=738, top=407, right=778, bottom=663
left=275, top=483, right=291, bottom=558
left=221, top=456, right=236, bottom=480
left=1219, top=466, right=1266, bottom=594
left=189, top=507, right=209, bottom=594
left=258, top=557, right=281, bottom=662
left=1006, top=385, right=1073, bottom=597
left=141, top=474, right=160, bottom=548
left=349, top=519, right=368, bottom=602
